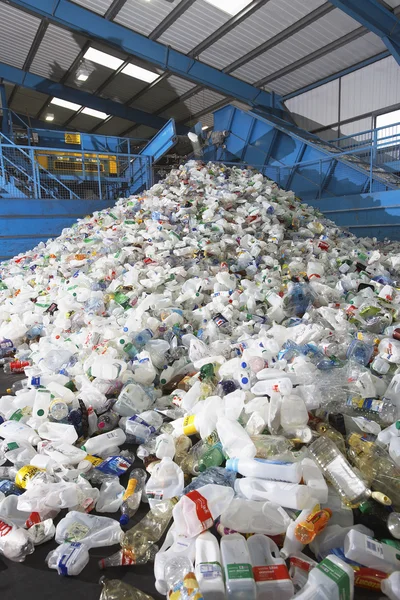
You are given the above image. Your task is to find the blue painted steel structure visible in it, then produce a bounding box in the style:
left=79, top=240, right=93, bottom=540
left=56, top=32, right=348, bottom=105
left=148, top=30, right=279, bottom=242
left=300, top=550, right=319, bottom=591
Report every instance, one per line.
left=0, top=61, right=173, bottom=132
left=203, top=105, right=400, bottom=202
left=307, top=190, right=400, bottom=240
left=7, top=0, right=285, bottom=115
left=328, top=0, right=400, bottom=65
left=0, top=197, right=112, bottom=260
left=0, top=82, right=10, bottom=139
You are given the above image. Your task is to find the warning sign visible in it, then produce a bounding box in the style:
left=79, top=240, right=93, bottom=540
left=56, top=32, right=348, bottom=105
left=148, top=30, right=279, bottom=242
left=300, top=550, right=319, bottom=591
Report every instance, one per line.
left=65, top=133, right=81, bottom=144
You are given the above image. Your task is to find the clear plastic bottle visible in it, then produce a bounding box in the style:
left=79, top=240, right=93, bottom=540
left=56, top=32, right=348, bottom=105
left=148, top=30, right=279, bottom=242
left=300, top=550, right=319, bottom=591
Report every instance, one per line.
left=307, top=436, right=376, bottom=507
left=99, top=577, right=154, bottom=600
left=121, top=498, right=176, bottom=562
left=165, top=555, right=202, bottom=600
left=120, top=468, right=146, bottom=526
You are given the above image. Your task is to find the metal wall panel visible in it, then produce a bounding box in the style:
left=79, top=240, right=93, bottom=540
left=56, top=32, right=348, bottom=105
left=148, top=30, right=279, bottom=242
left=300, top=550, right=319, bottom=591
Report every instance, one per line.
left=30, top=24, right=85, bottom=81
left=71, top=0, right=114, bottom=14
left=286, top=80, right=339, bottom=127
left=339, top=117, right=373, bottom=136
left=270, top=32, right=386, bottom=96
left=158, top=0, right=230, bottom=54
left=0, top=3, right=40, bottom=69
left=232, top=8, right=361, bottom=83
left=113, top=0, right=179, bottom=37
left=199, top=0, right=326, bottom=69
left=341, top=56, right=400, bottom=121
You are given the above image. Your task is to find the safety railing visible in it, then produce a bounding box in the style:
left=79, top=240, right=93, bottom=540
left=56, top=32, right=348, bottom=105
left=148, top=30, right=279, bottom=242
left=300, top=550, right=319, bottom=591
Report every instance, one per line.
left=0, top=133, right=152, bottom=200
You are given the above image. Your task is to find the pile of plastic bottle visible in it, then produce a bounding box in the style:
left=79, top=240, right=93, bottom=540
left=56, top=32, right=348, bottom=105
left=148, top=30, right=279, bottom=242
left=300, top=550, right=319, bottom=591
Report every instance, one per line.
left=2, top=161, right=400, bottom=599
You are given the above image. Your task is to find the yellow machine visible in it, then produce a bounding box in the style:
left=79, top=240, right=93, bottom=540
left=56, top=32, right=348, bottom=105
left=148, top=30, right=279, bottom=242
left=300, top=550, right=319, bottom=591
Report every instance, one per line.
left=35, top=150, right=118, bottom=176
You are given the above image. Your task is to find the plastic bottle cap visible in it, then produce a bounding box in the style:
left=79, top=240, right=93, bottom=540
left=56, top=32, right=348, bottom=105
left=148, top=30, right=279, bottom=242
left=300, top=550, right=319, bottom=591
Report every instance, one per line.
left=119, top=514, right=129, bottom=526
left=396, top=421, right=400, bottom=430
left=225, top=458, right=239, bottom=472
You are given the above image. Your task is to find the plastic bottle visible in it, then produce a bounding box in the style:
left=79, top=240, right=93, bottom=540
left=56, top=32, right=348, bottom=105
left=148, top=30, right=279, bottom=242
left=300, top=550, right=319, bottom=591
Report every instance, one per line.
left=173, top=484, right=234, bottom=538
left=216, top=418, right=256, bottom=459
left=81, top=428, right=126, bottom=454
left=293, top=554, right=354, bottom=600
left=153, top=525, right=196, bottom=594
left=122, top=498, right=176, bottom=561
left=220, top=533, right=257, bottom=600
left=96, top=479, right=125, bottom=513
left=120, top=468, right=146, bottom=526
left=114, top=383, right=153, bottom=416
left=234, top=478, right=313, bottom=509
left=37, top=422, right=78, bottom=444
left=99, top=577, right=154, bottom=600
left=301, top=458, right=329, bottom=503
left=0, top=420, right=40, bottom=445
left=220, top=497, right=291, bottom=535
left=344, top=529, right=400, bottom=573
left=226, top=457, right=302, bottom=483
left=145, top=457, right=184, bottom=507
left=46, top=542, right=90, bottom=576
left=307, top=436, right=375, bottom=507
left=247, top=534, right=294, bottom=600
left=120, top=411, right=163, bottom=444
left=381, top=571, right=400, bottom=600
left=0, top=519, right=35, bottom=562
left=195, top=531, right=225, bottom=600
left=99, top=544, right=158, bottom=569
left=165, top=555, right=202, bottom=600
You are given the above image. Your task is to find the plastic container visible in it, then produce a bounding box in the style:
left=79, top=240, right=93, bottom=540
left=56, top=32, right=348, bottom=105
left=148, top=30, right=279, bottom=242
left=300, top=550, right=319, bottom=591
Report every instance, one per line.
left=293, top=554, right=354, bottom=600
left=195, top=531, right=226, bottom=600
left=344, top=529, right=400, bottom=573
left=247, top=534, right=294, bottom=600
left=220, top=533, right=257, bottom=600
left=81, top=428, right=126, bottom=454
left=226, top=457, right=302, bottom=483
left=173, top=484, right=234, bottom=538
left=234, top=478, right=313, bottom=509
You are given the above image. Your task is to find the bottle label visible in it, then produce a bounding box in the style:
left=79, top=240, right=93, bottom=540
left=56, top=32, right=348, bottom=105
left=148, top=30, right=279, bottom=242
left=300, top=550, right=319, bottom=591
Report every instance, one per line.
left=25, top=512, right=42, bottom=528
left=253, top=564, right=290, bottom=582
left=199, top=561, right=222, bottom=579
left=316, top=558, right=351, bottom=600
left=15, top=465, right=43, bottom=490
left=183, top=414, right=198, bottom=435
left=58, top=542, right=83, bottom=576
left=121, top=551, right=135, bottom=566
left=365, top=537, right=384, bottom=557
left=95, top=455, right=131, bottom=476
left=0, top=520, right=12, bottom=536
left=353, top=566, right=387, bottom=590
left=226, top=563, right=254, bottom=580
left=65, top=522, right=90, bottom=542
left=290, top=555, right=314, bottom=572
left=85, top=455, right=103, bottom=467
left=185, top=490, right=213, bottom=531
left=123, top=478, right=137, bottom=501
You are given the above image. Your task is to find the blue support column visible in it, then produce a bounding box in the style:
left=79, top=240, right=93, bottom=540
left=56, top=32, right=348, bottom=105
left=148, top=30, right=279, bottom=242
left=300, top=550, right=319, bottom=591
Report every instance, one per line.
left=328, top=0, right=400, bottom=66
left=8, top=0, right=285, bottom=113
left=0, top=82, right=11, bottom=138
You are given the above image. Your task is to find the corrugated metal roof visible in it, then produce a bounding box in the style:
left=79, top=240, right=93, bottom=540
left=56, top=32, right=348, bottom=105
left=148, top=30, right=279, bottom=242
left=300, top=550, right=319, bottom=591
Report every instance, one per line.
left=381, top=0, right=400, bottom=8
left=70, top=0, right=114, bottom=15
left=0, top=3, right=40, bottom=69
left=65, top=61, right=113, bottom=94
left=132, top=75, right=197, bottom=113
left=68, top=112, right=105, bottom=132
left=199, top=0, right=326, bottom=70
left=30, top=24, right=85, bottom=81
left=232, top=8, right=361, bottom=83
left=10, top=88, right=49, bottom=116
left=94, top=116, right=135, bottom=136
left=113, top=0, right=179, bottom=37
left=272, top=32, right=386, bottom=96
left=100, top=73, right=150, bottom=103
left=157, top=0, right=230, bottom=54
left=159, top=88, right=226, bottom=121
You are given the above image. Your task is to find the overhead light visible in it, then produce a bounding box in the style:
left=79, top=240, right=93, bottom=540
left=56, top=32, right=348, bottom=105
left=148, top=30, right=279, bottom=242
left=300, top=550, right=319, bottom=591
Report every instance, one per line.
left=121, top=63, right=159, bottom=83
left=45, top=113, right=54, bottom=122
left=203, top=0, right=252, bottom=16
left=77, top=69, right=89, bottom=82
left=202, top=125, right=210, bottom=130
left=82, top=107, right=109, bottom=119
left=83, top=47, right=124, bottom=70
left=50, top=97, right=81, bottom=111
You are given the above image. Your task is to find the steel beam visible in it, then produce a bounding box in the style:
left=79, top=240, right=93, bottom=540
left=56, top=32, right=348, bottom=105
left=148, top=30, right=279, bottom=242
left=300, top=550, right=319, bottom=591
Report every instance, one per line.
left=0, top=61, right=174, bottom=130
left=6, top=0, right=283, bottom=112
left=0, top=81, right=10, bottom=137
left=329, top=0, right=400, bottom=65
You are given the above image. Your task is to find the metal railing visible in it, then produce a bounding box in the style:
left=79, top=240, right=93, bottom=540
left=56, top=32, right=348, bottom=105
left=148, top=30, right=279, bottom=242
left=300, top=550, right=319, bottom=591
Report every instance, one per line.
left=331, top=121, right=400, bottom=172
left=0, top=132, right=152, bottom=200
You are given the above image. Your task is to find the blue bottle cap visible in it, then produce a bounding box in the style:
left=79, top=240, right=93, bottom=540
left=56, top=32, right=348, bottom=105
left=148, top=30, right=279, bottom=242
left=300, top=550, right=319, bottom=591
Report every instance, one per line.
left=119, top=514, right=129, bottom=526
left=225, top=458, right=239, bottom=472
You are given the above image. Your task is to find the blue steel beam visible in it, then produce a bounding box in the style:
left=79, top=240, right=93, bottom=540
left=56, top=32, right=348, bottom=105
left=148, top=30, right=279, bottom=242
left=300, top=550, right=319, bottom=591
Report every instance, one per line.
left=0, top=81, right=10, bottom=138
left=0, top=61, right=186, bottom=132
left=329, top=0, right=400, bottom=64
left=6, top=0, right=284, bottom=113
